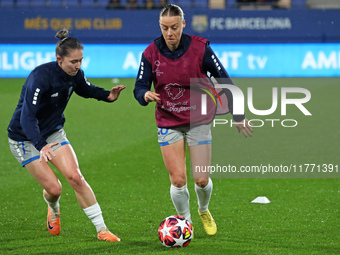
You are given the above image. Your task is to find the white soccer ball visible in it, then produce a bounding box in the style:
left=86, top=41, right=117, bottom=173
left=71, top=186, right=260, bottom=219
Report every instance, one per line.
left=158, top=215, right=193, bottom=248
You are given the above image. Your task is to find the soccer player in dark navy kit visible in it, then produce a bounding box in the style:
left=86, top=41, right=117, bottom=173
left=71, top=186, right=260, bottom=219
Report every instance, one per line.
left=134, top=4, right=253, bottom=236
left=8, top=29, right=125, bottom=242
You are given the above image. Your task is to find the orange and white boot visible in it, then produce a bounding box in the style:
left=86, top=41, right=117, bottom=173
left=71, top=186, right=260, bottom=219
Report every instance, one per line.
left=47, top=206, right=60, bottom=236
left=97, top=227, right=120, bottom=242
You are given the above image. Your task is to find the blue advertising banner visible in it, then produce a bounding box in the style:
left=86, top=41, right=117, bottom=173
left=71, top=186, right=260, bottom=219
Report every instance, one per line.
left=0, top=43, right=339, bottom=78
left=0, top=9, right=339, bottom=44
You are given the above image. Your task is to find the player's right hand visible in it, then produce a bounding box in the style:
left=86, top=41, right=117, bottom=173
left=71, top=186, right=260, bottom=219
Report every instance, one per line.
left=39, top=143, right=59, bottom=163
left=144, top=91, right=161, bottom=103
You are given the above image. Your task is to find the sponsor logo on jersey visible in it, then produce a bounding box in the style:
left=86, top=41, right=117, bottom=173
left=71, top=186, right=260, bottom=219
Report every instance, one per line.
left=165, top=83, right=185, bottom=100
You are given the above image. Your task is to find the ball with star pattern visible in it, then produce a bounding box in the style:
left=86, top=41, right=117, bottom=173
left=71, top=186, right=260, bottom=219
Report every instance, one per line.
left=158, top=215, right=193, bottom=247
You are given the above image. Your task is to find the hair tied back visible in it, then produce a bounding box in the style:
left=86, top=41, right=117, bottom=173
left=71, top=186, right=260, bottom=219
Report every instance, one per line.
left=55, top=28, right=69, bottom=41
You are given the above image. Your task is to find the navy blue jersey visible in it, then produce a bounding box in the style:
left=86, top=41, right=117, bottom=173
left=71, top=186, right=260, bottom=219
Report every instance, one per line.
left=7, top=61, right=111, bottom=151
left=133, top=34, right=245, bottom=122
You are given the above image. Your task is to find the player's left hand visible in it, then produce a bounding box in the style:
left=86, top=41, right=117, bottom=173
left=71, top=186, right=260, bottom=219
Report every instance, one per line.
left=234, top=118, right=253, bottom=138
left=108, top=85, right=126, bottom=102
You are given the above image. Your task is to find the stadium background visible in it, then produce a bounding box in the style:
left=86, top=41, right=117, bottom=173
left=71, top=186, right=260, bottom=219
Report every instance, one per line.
left=0, top=1, right=339, bottom=254
left=0, top=0, right=340, bottom=77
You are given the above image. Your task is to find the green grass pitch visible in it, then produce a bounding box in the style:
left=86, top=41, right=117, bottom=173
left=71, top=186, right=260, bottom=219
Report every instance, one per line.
left=0, top=77, right=339, bottom=254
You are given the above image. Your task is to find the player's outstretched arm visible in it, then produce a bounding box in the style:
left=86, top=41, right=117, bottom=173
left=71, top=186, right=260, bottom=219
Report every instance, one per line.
left=234, top=118, right=253, bottom=138
left=107, top=85, right=126, bottom=102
